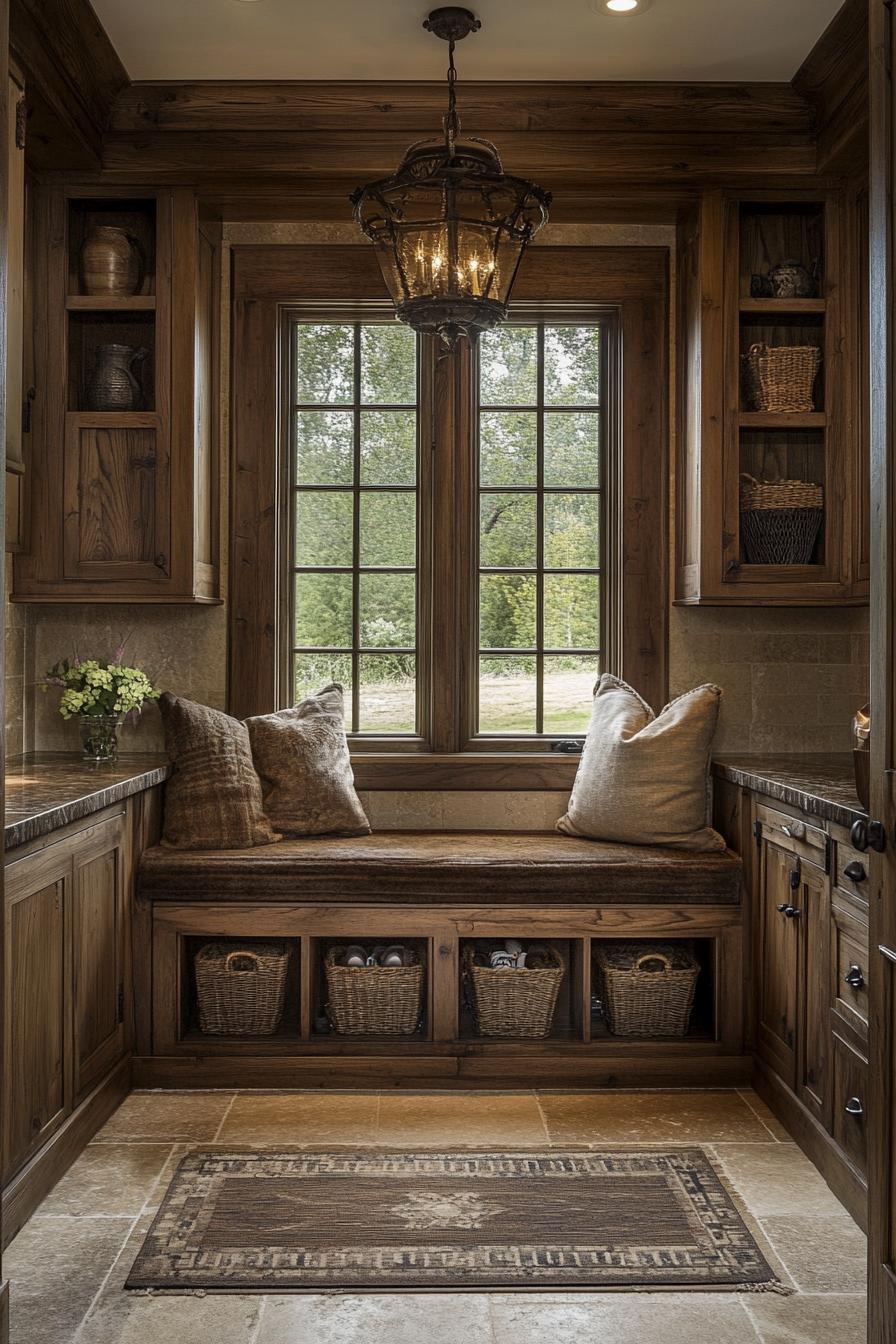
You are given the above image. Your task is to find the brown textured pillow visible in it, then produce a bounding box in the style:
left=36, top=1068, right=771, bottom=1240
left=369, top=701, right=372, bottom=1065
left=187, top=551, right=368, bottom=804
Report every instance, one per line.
left=159, top=693, right=280, bottom=850
left=246, top=684, right=370, bottom=837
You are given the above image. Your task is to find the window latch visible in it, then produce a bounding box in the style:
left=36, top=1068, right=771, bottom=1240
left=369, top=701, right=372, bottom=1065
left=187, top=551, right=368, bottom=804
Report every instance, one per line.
left=551, top=740, right=583, bottom=755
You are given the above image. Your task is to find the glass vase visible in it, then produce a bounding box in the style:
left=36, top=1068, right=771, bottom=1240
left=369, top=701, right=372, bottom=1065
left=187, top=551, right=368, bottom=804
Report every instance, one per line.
left=79, top=714, right=122, bottom=762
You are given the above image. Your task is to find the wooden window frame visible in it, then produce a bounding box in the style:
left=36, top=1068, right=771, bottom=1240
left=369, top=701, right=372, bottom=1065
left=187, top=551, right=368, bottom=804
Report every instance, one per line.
left=230, top=244, right=668, bottom=789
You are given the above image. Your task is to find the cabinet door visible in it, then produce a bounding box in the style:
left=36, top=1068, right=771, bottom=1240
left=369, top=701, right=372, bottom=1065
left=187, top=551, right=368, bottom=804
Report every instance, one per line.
left=756, top=839, right=800, bottom=1086
left=63, top=417, right=170, bottom=583
left=3, top=847, right=70, bottom=1181
left=794, top=859, right=831, bottom=1128
left=71, top=814, right=127, bottom=1102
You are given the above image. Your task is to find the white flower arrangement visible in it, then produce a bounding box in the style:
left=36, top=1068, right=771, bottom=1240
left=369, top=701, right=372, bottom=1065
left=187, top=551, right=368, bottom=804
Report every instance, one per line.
left=44, top=654, right=160, bottom=720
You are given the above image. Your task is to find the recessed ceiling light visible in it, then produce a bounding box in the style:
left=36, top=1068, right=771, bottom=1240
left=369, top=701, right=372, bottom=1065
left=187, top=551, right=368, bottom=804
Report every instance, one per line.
left=590, top=0, right=652, bottom=13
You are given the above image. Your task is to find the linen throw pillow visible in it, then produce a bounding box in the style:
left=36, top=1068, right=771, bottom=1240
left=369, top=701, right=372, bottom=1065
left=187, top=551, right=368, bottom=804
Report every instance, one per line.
left=557, top=674, right=725, bottom=851
left=159, top=693, right=280, bottom=850
left=246, top=684, right=370, bottom=837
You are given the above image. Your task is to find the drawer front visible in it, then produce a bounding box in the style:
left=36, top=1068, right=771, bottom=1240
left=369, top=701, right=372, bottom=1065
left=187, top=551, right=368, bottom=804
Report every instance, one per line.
left=834, top=841, right=871, bottom=904
left=831, top=1032, right=868, bottom=1179
left=755, top=803, right=828, bottom=867
left=832, top=903, right=869, bottom=1036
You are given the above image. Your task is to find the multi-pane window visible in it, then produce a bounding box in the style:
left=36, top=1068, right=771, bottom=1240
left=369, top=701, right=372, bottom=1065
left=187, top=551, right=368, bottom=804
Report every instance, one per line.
left=477, top=324, right=603, bottom=736
left=290, top=322, right=419, bottom=733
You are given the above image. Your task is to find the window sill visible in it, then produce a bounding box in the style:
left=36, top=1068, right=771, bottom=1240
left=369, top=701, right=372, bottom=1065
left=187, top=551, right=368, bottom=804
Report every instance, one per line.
left=349, top=753, right=579, bottom=791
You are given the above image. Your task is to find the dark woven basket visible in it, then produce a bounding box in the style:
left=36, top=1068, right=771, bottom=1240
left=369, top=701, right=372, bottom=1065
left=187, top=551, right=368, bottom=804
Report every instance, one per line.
left=594, top=941, right=699, bottom=1038
left=464, top=944, right=565, bottom=1038
left=195, top=942, right=289, bottom=1036
left=325, top=947, right=424, bottom=1036
left=740, top=474, right=824, bottom=565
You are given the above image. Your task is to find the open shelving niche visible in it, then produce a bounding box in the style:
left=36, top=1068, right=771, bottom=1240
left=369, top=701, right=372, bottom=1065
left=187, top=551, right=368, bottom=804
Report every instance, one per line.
left=735, top=200, right=829, bottom=573
left=175, top=932, right=719, bottom=1052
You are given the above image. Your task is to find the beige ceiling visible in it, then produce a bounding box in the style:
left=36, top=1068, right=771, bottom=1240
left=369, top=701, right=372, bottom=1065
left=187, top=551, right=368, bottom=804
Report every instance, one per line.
left=91, top=0, right=844, bottom=83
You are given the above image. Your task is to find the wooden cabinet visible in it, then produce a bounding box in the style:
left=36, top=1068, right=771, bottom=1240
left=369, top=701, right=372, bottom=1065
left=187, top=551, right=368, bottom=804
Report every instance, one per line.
left=2, top=809, right=127, bottom=1185
left=741, top=792, right=869, bottom=1226
left=755, top=817, right=830, bottom=1128
left=71, top=815, right=126, bottom=1102
left=676, top=188, right=867, bottom=605
left=2, top=846, right=68, bottom=1181
left=12, top=184, right=220, bottom=602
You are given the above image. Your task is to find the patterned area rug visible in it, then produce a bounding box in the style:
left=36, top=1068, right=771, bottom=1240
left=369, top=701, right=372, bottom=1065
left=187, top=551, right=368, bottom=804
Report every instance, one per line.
left=126, top=1149, right=786, bottom=1293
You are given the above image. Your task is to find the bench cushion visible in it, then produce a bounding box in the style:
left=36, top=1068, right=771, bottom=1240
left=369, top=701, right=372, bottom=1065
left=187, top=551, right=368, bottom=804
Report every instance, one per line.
left=138, top=831, right=742, bottom=904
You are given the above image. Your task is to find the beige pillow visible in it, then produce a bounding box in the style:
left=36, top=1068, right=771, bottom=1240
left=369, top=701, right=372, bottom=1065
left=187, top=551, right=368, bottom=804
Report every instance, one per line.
left=160, top=693, right=280, bottom=850
left=557, top=674, right=725, bottom=851
left=246, top=684, right=370, bottom=837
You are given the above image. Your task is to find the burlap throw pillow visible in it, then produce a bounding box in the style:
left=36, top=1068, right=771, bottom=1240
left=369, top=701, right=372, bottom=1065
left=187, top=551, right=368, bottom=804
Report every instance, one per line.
left=159, top=693, right=280, bottom=850
left=246, top=684, right=370, bottom=837
left=557, top=674, right=725, bottom=851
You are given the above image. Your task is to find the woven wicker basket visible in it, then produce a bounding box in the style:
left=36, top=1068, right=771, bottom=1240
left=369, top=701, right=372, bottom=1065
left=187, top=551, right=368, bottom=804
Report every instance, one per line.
left=325, top=947, right=424, bottom=1035
left=740, top=474, right=824, bottom=565
left=744, top=342, right=821, bottom=413
left=195, top=942, right=289, bottom=1036
left=463, top=944, right=565, bottom=1038
left=594, top=941, right=699, bottom=1037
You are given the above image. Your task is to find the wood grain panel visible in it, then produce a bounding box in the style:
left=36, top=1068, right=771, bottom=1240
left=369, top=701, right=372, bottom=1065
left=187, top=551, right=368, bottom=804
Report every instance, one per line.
left=111, top=82, right=815, bottom=137
left=793, top=0, right=868, bottom=174
left=3, top=855, right=68, bottom=1182
left=62, top=418, right=169, bottom=582
left=71, top=814, right=126, bottom=1102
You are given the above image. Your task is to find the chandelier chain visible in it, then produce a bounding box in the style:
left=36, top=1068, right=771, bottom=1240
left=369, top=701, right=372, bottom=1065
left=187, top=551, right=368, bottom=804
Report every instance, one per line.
left=445, top=38, right=460, bottom=156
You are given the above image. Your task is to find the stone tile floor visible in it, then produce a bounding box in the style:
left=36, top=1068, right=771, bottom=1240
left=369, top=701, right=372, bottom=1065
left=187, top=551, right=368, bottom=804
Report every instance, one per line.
left=5, top=1088, right=867, bottom=1343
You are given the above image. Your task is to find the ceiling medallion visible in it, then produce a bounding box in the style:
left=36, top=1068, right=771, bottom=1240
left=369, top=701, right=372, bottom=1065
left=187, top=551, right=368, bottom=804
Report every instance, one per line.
left=351, top=7, right=551, bottom=347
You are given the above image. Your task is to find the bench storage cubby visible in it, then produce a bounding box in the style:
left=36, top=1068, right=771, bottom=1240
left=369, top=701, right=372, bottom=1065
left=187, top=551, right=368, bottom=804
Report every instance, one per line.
left=136, top=831, right=746, bottom=1089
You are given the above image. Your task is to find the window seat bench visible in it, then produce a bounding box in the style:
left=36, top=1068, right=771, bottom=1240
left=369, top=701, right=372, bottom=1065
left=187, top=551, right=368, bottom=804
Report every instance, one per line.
left=135, top=831, right=746, bottom=1090
left=138, top=830, right=743, bottom=904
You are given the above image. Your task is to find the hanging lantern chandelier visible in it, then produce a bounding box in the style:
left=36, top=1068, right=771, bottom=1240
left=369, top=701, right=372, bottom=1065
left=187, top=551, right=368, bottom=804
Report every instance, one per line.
left=351, top=6, right=551, bottom=347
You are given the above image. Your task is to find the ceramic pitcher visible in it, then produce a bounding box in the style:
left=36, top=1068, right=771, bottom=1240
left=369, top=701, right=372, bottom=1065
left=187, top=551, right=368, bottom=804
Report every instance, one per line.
left=85, top=344, right=147, bottom=412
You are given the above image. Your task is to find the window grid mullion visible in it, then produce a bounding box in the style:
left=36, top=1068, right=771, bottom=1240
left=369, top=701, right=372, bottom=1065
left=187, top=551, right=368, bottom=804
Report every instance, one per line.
left=351, top=322, right=361, bottom=734
left=536, top=324, right=545, bottom=736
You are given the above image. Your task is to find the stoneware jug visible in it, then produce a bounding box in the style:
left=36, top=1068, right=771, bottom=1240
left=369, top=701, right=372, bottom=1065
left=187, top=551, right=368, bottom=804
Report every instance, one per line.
left=80, top=225, right=142, bottom=297
left=85, top=344, right=147, bottom=412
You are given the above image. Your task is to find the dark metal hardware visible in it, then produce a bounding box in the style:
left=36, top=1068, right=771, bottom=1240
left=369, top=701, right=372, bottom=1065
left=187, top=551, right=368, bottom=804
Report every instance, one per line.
left=22, top=386, right=35, bottom=434
left=777, top=903, right=790, bottom=914
left=789, top=856, right=801, bottom=890
left=844, top=1097, right=864, bottom=1117
left=868, top=820, right=887, bottom=852
left=852, top=817, right=886, bottom=852
left=116, top=982, right=125, bottom=1024
left=851, top=819, right=869, bottom=851
left=154, top=553, right=168, bottom=572
left=15, top=95, right=26, bottom=151
left=777, top=904, right=801, bottom=919
left=753, top=819, right=762, bottom=847
left=844, top=965, right=865, bottom=990
left=843, top=859, right=867, bottom=883
left=551, top=740, right=583, bottom=754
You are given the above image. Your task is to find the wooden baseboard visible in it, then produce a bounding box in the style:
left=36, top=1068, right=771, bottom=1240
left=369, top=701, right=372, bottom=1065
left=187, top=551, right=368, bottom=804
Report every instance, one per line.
left=1, top=1056, right=131, bottom=1248
left=753, top=1059, right=867, bottom=1230
left=133, top=1051, right=752, bottom=1090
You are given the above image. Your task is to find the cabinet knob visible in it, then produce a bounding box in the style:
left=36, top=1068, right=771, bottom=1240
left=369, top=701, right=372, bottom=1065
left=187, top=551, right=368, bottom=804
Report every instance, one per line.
left=851, top=819, right=869, bottom=851
left=844, top=964, right=865, bottom=990
left=844, top=1097, right=864, bottom=1117
left=852, top=818, right=887, bottom=853
left=777, top=904, right=801, bottom=919
left=843, top=859, right=867, bottom=883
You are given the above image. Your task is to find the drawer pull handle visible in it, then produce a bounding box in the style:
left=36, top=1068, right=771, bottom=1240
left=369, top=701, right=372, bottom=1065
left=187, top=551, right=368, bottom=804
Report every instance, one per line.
left=843, top=860, right=867, bottom=883
left=844, top=965, right=865, bottom=990
left=845, top=1097, right=864, bottom=1117
left=777, top=904, right=801, bottom=919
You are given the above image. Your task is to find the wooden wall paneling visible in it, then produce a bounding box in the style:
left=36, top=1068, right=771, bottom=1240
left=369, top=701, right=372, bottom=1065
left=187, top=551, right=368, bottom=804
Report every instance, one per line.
left=10, top=0, right=127, bottom=170
left=195, top=217, right=222, bottom=593
left=793, top=0, right=869, bottom=175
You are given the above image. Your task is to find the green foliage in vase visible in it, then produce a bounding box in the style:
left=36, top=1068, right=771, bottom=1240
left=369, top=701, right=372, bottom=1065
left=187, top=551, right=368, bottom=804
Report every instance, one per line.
left=44, top=657, right=160, bottom=720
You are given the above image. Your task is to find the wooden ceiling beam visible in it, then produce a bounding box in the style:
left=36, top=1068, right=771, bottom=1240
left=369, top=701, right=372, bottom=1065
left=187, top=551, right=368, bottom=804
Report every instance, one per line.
left=110, top=80, right=815, bottom=138
left=99, top=128, right=817, bottom=182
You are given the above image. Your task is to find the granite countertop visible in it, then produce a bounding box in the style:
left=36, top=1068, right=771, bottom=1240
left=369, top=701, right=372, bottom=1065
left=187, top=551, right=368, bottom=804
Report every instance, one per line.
left=712, top=753, right=865, bottom=830
left=4, top=753, right=170, bottom=853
